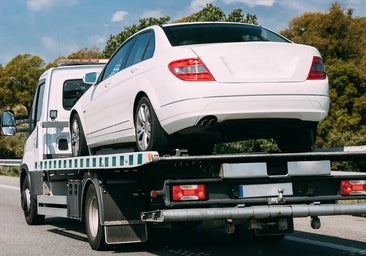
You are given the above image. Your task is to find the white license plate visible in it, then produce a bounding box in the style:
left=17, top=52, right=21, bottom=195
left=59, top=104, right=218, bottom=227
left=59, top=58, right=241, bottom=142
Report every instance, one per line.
left=239, top=183, right=293, bottom=198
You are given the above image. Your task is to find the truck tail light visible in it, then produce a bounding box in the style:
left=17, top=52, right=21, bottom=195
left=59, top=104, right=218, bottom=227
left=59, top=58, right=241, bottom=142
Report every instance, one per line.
left=168, top=58, right=215, bottom=81
left=307, top=56, right=326, bottom=80
left=340, top=180, right=366, bottom=195
left=171, top=184, right=206, bottom=201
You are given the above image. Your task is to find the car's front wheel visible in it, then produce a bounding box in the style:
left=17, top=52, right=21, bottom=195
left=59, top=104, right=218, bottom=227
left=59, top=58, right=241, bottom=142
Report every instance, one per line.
left=135, top=97, right=169, bottom=154
left=71, top=114, right=88, bottom=156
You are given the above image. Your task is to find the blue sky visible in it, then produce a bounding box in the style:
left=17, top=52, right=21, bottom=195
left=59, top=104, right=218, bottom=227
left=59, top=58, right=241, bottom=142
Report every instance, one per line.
left=0, top=0, right=365, bottom=66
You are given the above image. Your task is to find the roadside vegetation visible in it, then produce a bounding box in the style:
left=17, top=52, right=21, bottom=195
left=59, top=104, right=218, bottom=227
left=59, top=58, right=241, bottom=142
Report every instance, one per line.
left=1, top=2, right=366, bottom=172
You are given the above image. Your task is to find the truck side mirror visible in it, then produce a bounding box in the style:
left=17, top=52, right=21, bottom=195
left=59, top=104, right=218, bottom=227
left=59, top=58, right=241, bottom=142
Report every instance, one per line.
left=1, top=110, right=16, bottom=136
left=83, top=72, right=98, bottom=84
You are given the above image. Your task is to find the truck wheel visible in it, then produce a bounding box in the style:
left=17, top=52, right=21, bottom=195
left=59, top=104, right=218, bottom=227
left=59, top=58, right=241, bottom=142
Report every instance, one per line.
left=21, top=177, right=45, bottom=225
left=71, top=114, right=88, bottom=156
left=135, top=97, right=169, bottom=154
left=85, top=184, right=106, bottom=250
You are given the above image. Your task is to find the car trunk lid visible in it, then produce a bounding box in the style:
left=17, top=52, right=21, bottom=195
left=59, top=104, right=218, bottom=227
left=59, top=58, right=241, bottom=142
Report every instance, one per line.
left=190, top=42, right=318, bottom=83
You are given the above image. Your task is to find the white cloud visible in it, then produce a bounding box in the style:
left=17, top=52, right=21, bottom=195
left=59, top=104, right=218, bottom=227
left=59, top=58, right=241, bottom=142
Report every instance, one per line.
left=141, top=10, right=164, bottom=18
left=190, top=0, right=215, bottom=12
left=111, top=10, right=128, bottom=23
left=221, top=0, right=275, bottom=7
left=41, top=36, right=79, bottom=57
left=89, top=35, right=106, bottom=48
left=27, top=0, right=51, bottom=11
left=27, top=0, right=79, bottom=11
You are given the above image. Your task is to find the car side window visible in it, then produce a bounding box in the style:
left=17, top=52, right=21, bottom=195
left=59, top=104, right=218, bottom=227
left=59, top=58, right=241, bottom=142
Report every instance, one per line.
left=125, top=30, right=154, bottom=68
left=101, top=38, right=135, bottom=81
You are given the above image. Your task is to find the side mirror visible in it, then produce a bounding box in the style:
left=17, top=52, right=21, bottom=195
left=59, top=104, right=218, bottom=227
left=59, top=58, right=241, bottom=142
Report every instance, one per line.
left=1, top=111, right=16, bottom=136
left=83, top=72, right=98, bottom=84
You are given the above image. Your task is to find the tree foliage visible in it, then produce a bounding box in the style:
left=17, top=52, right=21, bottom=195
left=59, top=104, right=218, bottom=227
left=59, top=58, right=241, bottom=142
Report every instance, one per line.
left=0, top=54, right=45, bottom=111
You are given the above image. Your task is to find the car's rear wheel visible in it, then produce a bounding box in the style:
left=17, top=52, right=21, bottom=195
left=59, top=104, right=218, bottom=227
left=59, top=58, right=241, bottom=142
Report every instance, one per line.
left=135, top=97, right=169, bottom=154
left=71, top=114, right=88, bottom=156
left=276, top=124, right=317, bottom=152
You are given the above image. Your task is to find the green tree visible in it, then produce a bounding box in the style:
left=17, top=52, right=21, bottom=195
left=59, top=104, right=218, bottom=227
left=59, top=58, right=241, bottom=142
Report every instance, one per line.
left=177, top=3, right=257, bottom=24
left=281, top=2, right=363, bottom=63
left=0, top=54, right=45, bottom=112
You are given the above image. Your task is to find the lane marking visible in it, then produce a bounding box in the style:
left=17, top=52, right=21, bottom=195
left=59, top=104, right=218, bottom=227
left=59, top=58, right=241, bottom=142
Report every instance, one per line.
left=286, top=235, right=366, bottom=254
left=0, top=184, right=19, bottom=191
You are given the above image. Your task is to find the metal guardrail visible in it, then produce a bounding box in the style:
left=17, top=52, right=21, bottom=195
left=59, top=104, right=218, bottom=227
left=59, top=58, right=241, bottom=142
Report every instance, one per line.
left=0, top=159, right=21, bottom=168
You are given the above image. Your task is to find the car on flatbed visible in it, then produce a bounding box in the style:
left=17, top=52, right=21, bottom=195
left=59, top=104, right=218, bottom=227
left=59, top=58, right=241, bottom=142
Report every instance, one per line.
left=70, top=22, right=329, bottom=156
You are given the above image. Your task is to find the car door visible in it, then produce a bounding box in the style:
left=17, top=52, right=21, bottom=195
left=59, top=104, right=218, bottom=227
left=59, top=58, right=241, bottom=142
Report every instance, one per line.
left=84, top=38, right=136, bottom=144
left=106, top=30, right=156, bottom=143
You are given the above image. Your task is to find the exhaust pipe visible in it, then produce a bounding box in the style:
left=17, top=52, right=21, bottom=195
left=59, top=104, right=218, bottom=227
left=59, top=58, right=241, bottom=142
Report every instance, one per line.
left=197, top=116, right=217, bottom=129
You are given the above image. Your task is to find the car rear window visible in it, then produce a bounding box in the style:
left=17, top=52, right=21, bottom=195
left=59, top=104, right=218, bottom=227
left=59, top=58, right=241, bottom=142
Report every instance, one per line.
left=162, top=23, right=290, bottom=46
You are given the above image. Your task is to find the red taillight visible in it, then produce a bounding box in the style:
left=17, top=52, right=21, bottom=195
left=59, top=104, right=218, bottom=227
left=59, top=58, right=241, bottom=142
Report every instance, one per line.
left=171, top=184, right=206, bottom=201
left=340, top=180, right=366, bottom=196
left=307, top=56, right=326, bottom=80
left=168, top=58, right=215, bottom=81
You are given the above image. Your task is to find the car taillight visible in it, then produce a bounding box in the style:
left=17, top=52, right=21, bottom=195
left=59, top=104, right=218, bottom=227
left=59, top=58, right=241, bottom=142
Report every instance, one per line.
left=168, top=58, right=215, bottom=81
left=307, top=56, right=326, bottom=80
left=340, top=180, right=366, bottom=195
left=171, top=184, right=206, bottom=201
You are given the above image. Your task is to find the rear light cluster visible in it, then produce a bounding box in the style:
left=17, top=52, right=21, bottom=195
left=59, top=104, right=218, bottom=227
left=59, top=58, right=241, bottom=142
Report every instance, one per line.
left=171, top=184, right=206, bottom=201
left=168, top=58, right=215, bottom=81
left=340, top=180, right=366, bottom=196
left=307, top=56, right=326, bottom=80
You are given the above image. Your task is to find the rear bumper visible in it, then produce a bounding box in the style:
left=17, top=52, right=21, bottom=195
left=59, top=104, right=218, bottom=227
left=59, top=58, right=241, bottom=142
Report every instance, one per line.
left=159, top=95, right=330, bottom=134
left=141, top=203, right=366, bottom=222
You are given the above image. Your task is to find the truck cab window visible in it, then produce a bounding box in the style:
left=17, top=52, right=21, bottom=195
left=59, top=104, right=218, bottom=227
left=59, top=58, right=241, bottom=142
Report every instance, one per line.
left=29, top=80, right=45, bottom=132
left=63, top=79, right=92, bottom=110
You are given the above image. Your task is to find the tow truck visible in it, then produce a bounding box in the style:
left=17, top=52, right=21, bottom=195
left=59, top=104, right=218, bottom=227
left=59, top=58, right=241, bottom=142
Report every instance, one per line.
left=1, top=60, right=366, bottom=250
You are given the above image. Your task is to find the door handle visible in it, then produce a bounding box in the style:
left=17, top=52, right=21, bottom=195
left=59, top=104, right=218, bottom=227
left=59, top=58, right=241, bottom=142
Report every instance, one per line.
left=130, top=67, right=138, bottom=74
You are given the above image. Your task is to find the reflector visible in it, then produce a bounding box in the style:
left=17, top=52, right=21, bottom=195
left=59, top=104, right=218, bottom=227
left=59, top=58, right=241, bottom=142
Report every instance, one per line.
left=340, top=180, right=366, bottom=195
left=171, top=184, right=206, bottom=201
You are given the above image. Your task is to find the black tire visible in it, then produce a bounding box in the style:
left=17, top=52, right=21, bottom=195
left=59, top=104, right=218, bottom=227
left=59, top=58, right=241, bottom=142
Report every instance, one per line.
left=277, top=124, right=317, bottom=153
left=21, top=177, right=45, bottom=225
left=85, top=184, right=106, bottom=250
left=71, top=114, right=88, bottom=156
left=135, top=97, right=169, bottom=154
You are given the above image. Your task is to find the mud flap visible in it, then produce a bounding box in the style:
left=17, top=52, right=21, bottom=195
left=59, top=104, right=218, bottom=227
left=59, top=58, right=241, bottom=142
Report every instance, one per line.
left=99, top=181, right=148, bottom=244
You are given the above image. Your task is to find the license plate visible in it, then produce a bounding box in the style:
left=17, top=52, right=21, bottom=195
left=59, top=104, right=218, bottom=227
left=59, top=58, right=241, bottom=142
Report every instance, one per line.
left=239, top=182, right=293, bottom=198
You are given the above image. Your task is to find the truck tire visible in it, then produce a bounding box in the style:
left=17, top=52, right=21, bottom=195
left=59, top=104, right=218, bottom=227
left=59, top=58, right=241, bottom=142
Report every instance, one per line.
left=135, top=97, right=169, bottom=154
left=21, top=177, right=45, bottom=225
left=85, top=184, right=106, bottom=250
left=71, top=114, right=88, bottom=156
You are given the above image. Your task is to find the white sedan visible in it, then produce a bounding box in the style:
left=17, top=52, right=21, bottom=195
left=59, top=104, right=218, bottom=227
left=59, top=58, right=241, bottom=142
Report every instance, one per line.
left=70, top=22, right=329, bottom=156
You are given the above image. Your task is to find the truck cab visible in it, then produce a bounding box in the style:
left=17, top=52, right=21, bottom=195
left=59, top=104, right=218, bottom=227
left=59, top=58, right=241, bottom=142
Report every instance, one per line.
left=1, top=60, right=106, bottom=223
left=23, top=62, right=106, bottom=163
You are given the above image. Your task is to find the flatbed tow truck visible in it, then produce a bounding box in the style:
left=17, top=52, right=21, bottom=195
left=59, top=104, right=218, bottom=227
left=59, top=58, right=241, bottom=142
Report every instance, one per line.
left=14, top=146, right=366, bottom=250
left=1, top=60, right=366, bottom=250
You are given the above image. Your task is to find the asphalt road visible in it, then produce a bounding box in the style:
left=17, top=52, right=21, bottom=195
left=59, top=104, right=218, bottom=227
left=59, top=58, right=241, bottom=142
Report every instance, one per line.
left=1, top=175, right=366, bottom=256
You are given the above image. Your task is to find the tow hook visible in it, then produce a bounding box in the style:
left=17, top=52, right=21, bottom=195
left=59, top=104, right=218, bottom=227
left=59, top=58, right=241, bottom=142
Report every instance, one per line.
left=268, top=188, right=286, bottom=204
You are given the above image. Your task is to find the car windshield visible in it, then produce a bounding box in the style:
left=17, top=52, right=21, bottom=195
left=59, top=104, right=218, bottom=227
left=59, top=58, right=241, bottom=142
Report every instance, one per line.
left=162, top=23, right=290, bottom=46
